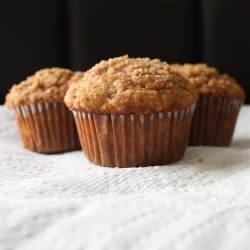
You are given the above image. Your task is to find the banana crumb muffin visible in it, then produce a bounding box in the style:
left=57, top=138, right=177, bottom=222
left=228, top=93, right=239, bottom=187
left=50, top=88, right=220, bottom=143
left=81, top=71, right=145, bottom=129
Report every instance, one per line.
left=65, top=55, right=198, bottom=167
left=68, top=71, right=85, bottom=86
left=65, top=56, right=197, bottom=114
left=172, top=63, right=245, bottom=146
left=6, top=68, right=74, bottom=107
left=5, top=68, right=80, bottom=153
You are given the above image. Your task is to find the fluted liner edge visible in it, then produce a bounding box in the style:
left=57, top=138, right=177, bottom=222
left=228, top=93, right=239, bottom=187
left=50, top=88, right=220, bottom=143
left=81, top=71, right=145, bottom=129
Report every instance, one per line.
left=189, top=96, right=243, bottom=146
left=14, top=102, right=80, bottom=153
left=73, top=104, right=196, bottom=167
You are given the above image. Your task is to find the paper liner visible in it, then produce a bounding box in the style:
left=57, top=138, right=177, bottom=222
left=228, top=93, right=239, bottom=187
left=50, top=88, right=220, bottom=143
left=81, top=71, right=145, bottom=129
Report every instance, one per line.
left=73, top=104, right=196, bottom=167
left=189, top=96, right=243, bottom=146
left=14, top=102, right=80, bottom=153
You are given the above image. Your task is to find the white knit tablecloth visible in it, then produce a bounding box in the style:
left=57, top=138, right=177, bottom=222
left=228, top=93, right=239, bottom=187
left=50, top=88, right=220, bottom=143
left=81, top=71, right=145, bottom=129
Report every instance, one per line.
left=0, top=105, right=249, bottom=250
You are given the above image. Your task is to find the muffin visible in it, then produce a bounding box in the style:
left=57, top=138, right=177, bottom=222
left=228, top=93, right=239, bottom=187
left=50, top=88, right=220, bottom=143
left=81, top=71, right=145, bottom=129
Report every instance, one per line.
left=68, top=71, right=85, bottom=85
left=172, top=63, right=245, bottom=146
left=64, top=55, right=198, bottom=167
left=5, top=67, right=81, bottom=153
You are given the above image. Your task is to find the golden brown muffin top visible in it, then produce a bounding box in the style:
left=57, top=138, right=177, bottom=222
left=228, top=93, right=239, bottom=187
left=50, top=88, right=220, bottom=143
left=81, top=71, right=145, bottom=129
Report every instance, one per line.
left=68, top=71, right=85, bottom=85
left=5, top=67, right=74, bottom=108
left=172, top=63, right=245, bottom=100
left=64, top=55, right=198, bottom=114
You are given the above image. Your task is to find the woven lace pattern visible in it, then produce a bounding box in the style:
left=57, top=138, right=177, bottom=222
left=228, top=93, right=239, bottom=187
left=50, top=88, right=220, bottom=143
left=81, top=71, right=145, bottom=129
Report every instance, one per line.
left=0, top=106, right=249, bottom=250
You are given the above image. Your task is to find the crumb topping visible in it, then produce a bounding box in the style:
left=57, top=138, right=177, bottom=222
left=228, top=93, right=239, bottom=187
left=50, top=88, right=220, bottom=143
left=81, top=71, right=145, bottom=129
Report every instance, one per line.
left=64, top=55, right=198, bottom=114
left=5, top=68, right=74, bottom=108
left=68, top=71, right=85, bottom=85
left=172, top=63, right=245, bottom=100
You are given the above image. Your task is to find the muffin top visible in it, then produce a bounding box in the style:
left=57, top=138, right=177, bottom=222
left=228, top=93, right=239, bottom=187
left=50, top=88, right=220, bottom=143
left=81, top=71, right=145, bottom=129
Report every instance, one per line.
left=5, top=67, right=74, bottom=108
left=64, top=55, right=198, bottom=114
left=68, top=71, right=85, bottom=85
left=172, top=63, right=245, bottom=100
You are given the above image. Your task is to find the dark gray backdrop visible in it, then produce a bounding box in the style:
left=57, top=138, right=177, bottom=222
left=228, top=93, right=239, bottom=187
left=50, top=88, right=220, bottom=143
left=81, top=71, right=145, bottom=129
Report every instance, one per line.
left=1, top=0, right=249, bottom=104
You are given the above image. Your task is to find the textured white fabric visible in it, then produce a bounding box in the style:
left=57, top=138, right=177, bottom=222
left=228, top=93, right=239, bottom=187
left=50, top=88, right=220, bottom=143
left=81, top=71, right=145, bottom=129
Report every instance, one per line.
left=0, top=105, right=249, bottom=250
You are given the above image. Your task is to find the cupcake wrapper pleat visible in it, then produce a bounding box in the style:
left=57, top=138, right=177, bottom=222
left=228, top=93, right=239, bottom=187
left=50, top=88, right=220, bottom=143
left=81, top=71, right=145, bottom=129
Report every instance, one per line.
left=73, top=104, right=195, bottom=167
left=14, top=102, right=80, bottom=153
left=189, top=96, right=243, bottom=146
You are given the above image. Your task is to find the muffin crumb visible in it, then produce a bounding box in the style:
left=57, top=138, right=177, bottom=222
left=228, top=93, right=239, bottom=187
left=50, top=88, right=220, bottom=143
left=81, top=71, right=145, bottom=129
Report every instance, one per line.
left=5, top=67, right=74, bottom=108
left=65, top=55, right=198, bottom=114
left=172, top=63, right=245, bottom=100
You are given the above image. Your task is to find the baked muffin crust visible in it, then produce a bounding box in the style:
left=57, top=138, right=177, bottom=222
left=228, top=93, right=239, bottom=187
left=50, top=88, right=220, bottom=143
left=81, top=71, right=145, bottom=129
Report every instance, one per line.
left=68, top=71, right=85, bottom=85
left=64, top=55, right=198, bottom=114
left=172, top=63, right=245, bottom=100
left=5, top=67, right=74, bottom=108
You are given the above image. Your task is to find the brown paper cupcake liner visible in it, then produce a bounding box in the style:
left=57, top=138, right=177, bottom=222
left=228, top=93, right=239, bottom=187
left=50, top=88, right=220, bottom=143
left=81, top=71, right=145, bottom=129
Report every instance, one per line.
left=72, top=104, right=196, bottom=167
left=14, top=102, right=80, bottom=153
left=189, top=96, right=243, bottom=146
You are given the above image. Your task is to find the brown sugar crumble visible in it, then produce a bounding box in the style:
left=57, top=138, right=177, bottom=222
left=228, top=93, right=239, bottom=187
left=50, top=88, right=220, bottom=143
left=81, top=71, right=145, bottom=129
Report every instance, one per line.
left=171, top=63, right=245, bottom=100
left=5, top=67, right=74, bottom=108
left=64, top=55, right=198, bottom=114
left=68, top=71, right=85, bottom=85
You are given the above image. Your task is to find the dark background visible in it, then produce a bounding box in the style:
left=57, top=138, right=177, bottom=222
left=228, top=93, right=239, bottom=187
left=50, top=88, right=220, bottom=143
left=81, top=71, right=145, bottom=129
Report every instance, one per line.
left=1, top=0, right=250, bottom=104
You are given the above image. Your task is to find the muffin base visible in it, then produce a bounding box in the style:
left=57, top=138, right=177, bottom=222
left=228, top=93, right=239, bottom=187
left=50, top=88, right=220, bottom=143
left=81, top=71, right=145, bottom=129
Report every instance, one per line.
left=14, top=102, right=80, bottom=153
left=73, top=104, right=195, bottom=168
left=189, top=96, right=243, bottom=146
